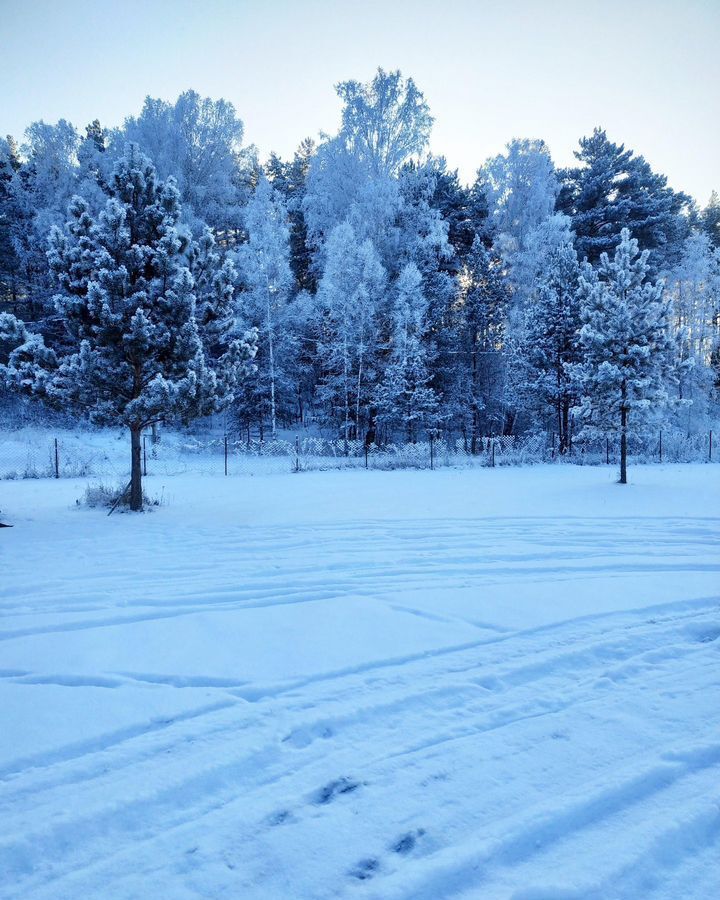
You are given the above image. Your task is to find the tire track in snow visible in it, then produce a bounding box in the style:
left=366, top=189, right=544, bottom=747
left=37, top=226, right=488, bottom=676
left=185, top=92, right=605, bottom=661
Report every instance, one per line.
left=1, top=602, right=718, bottom=898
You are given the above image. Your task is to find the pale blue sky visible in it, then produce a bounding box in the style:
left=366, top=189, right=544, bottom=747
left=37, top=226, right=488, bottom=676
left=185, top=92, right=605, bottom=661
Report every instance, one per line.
left=2, top=0, right=718, bottom=202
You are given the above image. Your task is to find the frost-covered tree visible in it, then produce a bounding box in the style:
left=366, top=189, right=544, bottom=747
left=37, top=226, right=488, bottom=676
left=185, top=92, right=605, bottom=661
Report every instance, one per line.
left=478, top=140, right=560, bottom=409
left=0, top=138, right=22, bottom=309
left=427, top=158, right=489, bottom=266
left=303, top=136, right=401, bottom=276
left=452, top=238, right=510, bottom=447
left=189, top=226, right=240, bottom=358
left=316, top=223, right=386, bottom=444
left=235, top=175, right=293, bottom=436
left=572, top=229, right=675, bottom=484
left=123, top=91, right=246, bottom=237
left=558, top=129, right=689, bottom=274
left=9, top=120, right=80, bottom=319
left=0, top=145, right=255, bottom=510
left=523, top=237, right=583, bottom=452
left=336, top=69, right=432, bottom=177
left=481, top=139, right=559, bottom=258
left=304, top=69, right=431, bottom=274
left=266, top=138, right=316, bottom=291
left=665, top=232, right=720, bottom=429
left=375, top=263, right=439, bottom=442
left=76, top=119, right=114, bottom=210
left=701, top=191, right=720, bottom=249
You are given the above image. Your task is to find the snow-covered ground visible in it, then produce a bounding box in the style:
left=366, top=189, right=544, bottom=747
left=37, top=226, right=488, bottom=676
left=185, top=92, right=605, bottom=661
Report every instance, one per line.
left=1, top=464, right=719, bottom=899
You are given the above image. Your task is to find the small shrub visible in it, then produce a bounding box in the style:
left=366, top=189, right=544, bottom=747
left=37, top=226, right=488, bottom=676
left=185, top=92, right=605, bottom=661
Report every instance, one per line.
left=79, top=482, right=162, bottom=511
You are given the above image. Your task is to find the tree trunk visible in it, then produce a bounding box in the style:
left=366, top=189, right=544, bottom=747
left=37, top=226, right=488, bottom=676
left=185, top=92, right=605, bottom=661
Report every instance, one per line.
left=342, top=337, right=350, bottom=455
left=619, top=389, right=628, bottom=485
left=559, top=399, right=570, bottom=455
left=267, top=318, right=277, bottom=437
left=563, top=401, right=571, bottom=455
left=471, top=345, right=479, bottom=454
left=365, top=406, right=377, bottom=448
left=129, top=426, right=143, bottom=511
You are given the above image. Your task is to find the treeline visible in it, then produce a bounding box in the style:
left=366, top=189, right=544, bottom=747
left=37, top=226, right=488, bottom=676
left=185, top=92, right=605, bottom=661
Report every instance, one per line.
left=1, top=69, right=719, bottom=456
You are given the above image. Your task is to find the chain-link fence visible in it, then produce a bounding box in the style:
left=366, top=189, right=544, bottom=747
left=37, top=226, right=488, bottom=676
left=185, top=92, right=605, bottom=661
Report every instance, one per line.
left=0, top=427, right=717, bottom=480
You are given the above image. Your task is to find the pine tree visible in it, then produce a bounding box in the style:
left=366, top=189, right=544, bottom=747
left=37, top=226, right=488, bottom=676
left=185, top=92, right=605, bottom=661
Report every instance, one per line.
left=395, top=160, right=458, bottom=429
left=267, top=139, right=316, bottom=292
left=425, top=158, right=489, bottom=266
left=558, top=129, right=689, bottom=274
left=572, top=228, right=675, bottom=484
left=76, top=119, right=113, bottom=206
left=0, top=145, right=255, bottom=509
left=523, top=237, right=582, bottom=452
left=453, top=237, right=510, bottom=446
left=190, top=226, right=239, bottom=358
left=701, top=191, right=720, bottom=249
left=0, top=138, right=21, bottom=309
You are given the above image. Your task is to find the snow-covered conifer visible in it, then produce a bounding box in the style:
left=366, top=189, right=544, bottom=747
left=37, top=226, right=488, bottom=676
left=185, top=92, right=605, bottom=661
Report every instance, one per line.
left=451, top=238, right=511, bottom=444
left=558, top=129, right=689, bottom=274
left=1, top=144, right=255, bottom=510
left=523, top=236, right=583, bottom=452
left=572, top=229, right=675, bottom=483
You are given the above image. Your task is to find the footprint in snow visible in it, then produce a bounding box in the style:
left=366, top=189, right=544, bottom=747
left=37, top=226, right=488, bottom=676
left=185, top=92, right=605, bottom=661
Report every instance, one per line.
left=348, top=857, right=379, bottom=880
left=313, top=776, right=361, bottom=805
left=266, top=809, right=293, bottom=826
left=390, top=828, right=425, bottom=855
left=283, top=724, right=334, bottom=748
left=680, top=621, right=720, bottom=644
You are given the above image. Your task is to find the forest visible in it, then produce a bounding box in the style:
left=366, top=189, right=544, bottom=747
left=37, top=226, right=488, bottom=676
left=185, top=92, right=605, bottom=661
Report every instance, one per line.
left=1, top=69, right=718, bottom=480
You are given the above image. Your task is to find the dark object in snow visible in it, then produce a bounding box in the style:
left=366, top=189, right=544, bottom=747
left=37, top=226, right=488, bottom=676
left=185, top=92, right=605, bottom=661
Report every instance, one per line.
left=348, top=858, right=379, bottom=880
left=391, top=829, right=425, bottom=855
left=313, top=776, right=361, bottom=805
left=0, top=521, right=12, bottom=528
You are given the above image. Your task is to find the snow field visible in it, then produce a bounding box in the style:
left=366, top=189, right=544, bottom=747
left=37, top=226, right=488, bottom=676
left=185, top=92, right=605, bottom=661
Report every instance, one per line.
left=0, top=464, right=718, bottom=898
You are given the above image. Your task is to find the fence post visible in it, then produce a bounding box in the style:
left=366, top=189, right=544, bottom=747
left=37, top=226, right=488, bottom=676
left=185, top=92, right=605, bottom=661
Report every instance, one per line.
left=224, top=435, right=228, bottom=476
left=430, top=434, right=434, bottom=470
left=491, top=439, right=495, bottom=468
left=54, top=438, right=59, bottom=479
left=295, top=436, right=300, bottom=473
left=364, top=443, right=368, bottom=469
left=710, top=431, right=713, bottom=462
left=606, top=437, right=610, bottom=465
left=659, top=430, right=662, bottom=464
left=142, top=434, right=148, bottom=476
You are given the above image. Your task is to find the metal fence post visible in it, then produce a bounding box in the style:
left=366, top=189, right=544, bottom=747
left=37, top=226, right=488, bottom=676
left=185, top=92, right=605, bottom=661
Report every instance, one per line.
left=710, top=431, right=713, bottom=462
left=430, top=434, right=434, bottom=470
left=224, top=435, right=228, bottom=476
left=142, top=434, right=148, bottom=476
left=295, top=436, right=300, bottom=473
left=659, top=430, right=662, bottom=464
left=491, top=439, right=495, bottom=468
left=606, top=437, right=610, bottom=465
left=54, top=438, right=59, bottom=478
left=364, top=443, right=368, bottom=469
